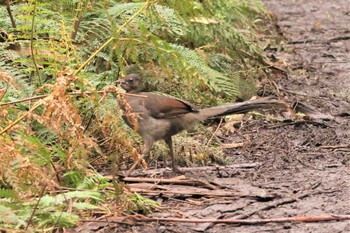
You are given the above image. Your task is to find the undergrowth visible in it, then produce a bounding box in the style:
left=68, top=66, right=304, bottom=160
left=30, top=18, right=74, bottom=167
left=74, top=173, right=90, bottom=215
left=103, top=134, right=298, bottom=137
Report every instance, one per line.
left=0, top=0, right=272, bottom=231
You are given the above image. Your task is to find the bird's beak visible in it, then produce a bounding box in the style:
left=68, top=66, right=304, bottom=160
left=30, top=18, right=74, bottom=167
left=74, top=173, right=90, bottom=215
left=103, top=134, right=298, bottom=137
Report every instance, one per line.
left=116, top=79, right=126, bottom=85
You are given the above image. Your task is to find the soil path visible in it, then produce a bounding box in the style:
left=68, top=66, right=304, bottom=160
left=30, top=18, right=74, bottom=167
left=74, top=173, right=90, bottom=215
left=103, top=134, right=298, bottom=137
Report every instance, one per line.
left=76, top=1, right=350, bottom=232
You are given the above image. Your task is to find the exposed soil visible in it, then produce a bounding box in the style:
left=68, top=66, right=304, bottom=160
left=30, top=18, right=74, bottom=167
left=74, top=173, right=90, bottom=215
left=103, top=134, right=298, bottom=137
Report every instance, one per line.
left=76, top=1, right=350, bottom=232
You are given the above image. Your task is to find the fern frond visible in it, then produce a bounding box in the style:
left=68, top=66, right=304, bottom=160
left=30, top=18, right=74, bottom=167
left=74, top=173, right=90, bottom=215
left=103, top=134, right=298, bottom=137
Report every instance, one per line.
left=37, top=212, right=80, bottom=228
left=108, top=2, right=144, bottom=19
left=108, top=2, right=187, bottom=37
left=0, top=188, right=16, bottom=199
left=77, top=172, right=109, bottom=189
left=37, top=190, right=103, bottom=207
left=170, top=44, right=241, bottom=97
left=0, top=204, right=27, bottom=228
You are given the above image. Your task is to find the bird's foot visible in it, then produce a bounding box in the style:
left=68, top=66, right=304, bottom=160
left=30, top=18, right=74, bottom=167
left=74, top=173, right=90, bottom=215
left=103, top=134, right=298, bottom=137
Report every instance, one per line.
left=172, top=166, right=185, bottom=174
left=145, top=169, right=162, bottom=178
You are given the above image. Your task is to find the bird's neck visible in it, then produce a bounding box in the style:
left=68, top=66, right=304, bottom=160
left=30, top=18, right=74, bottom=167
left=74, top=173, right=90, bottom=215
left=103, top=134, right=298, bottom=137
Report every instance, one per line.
left=127, top=89, right=141, bottom=94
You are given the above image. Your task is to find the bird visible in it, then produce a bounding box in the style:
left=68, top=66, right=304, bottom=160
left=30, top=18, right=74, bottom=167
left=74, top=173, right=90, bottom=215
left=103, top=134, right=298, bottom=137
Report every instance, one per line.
left=117, top=73, right=285, bottom=174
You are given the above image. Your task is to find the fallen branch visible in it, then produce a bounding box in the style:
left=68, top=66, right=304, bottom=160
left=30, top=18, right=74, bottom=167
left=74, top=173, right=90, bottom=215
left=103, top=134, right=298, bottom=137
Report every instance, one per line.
left=128, top=187, right=239, bottom=197
left=82, top=214, right=350, bottom=225
left=126, top=163, right=261, bottom=176
left=288, top=39, right=315, bottom=44
left=267, top=120, right=329, bottom=129
left=329, top=35, right=350, bottom=42
left=107, top=176, right=218, bottom=190
left=319, top=145, right=349, bottom=149
left=138, top=214, right=350, bottom=224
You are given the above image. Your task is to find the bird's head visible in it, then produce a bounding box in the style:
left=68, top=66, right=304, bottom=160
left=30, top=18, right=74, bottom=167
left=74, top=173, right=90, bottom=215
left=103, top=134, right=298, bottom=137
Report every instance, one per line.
left=117, top=73, right=142, bottom=93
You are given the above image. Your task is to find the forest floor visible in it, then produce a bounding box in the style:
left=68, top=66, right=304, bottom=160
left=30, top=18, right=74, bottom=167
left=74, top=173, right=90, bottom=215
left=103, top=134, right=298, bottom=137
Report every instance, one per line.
left=74, top=0, right=350, bottom=232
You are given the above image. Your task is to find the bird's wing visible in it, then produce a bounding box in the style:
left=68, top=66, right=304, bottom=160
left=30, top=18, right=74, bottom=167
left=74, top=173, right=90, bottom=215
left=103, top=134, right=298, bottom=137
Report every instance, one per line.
left=142, top=93, right=199, bottom=119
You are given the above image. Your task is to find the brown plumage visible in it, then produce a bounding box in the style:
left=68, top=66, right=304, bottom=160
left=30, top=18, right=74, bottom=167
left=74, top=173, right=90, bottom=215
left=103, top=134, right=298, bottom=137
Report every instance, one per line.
left=117, top=73, right=285, bottom=174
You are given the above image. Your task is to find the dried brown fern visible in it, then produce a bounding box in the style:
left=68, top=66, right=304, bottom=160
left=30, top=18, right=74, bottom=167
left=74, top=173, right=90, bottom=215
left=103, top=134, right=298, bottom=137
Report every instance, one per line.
left=99, top=86, right=146, bottom=170
left=31, top=69, right=99, bottom=168
left=0, top=138, right=59, bottom=197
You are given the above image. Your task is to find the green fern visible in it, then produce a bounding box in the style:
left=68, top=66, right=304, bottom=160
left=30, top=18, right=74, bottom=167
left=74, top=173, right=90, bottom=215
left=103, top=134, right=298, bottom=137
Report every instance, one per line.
left=77, top=172, right=109, bottom=190
left=0, top=188, right=16, bottom=199
left=128, top=192, right=159, bottom=215
left=170, top=44, right=240, bottom=97
left=37, top=212, right=80, bottom=228
left=37, top=190, right=103, bottom=206
left=0, top=204, right=27, bottom=228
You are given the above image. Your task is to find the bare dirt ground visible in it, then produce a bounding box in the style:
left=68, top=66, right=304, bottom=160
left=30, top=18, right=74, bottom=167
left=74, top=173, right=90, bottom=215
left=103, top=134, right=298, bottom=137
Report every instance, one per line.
left=76, top=1, right=350, bottom=232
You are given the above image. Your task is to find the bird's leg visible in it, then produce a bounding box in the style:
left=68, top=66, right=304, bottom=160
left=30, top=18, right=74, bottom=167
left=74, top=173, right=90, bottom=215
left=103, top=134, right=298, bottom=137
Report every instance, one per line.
left=126, top=138, right=153, bottom=177
left=141, top=138, right=153, bottom=162
left=165, top=137, right=184, bottom=174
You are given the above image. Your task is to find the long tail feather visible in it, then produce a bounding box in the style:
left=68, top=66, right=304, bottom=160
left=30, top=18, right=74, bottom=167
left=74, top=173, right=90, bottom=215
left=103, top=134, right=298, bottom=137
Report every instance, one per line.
left=196, top=97, right=286, bottom=121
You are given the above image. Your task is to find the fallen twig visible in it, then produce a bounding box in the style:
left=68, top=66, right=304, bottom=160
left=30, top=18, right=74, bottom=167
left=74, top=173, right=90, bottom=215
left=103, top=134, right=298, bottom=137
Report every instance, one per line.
left=128, top=188, right=239, bottom=197
left=206, top=117, right=223, bottom=146
left=319, top=145, right=349, bottom=149
left=130, top=163, right=261, bottom=175
left=288, top=39, right=315, bottom=44
left=267, top=120, right=329, bottom=129
left=329, top=35, right=350, bottom=42
left=107, top=176, right=219, bottom=190
left=82, top=214, right=350, bottom=225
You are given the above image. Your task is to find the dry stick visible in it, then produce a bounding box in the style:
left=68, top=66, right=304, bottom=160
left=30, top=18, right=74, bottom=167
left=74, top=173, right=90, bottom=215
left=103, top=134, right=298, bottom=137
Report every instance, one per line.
left=70, top=1, right=84, bottom=40
left=206, top=117, right=223, bottom=146
left=81, top=215, right=350, bottom=225
left=140, top=215, right=350, bottom=224
left=125, top=156, right=147, bottom=177
left=125, top=159, right=142, bottom=177
left=124, top=162, right=260, bottom=179
left=0, top=94, right=48, bottom=106
left=25, top=183, right=48, bottom=230
left=0, top=101, right=42, bottom=135
left=26, top=173, right=60, bottom=229
left=152, top=215, right=349, bottom=224
left=5, top=0, right=16, bottom=28
left=127, top=188, right=238, bottom=197
left=0, top=91, right=146, bottom=106
left=267, top=120, right=328, bottom=129
left=118, top=176, right=218, bottom=190
left=239, top=49, right=287, bottom=73
left=146, top=163, right=261, bottom=172
left=319, top=145, right=349, bottom=149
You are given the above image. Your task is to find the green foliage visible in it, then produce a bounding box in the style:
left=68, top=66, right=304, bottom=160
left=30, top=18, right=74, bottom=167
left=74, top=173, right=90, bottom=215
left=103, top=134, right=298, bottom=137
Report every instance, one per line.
left=127, top=192, right=160, bottom=215
left=0, top=205, right=27, bottom=229
left=0, top=190, right=102, bottom=230
left=0, top=188, right=16, bottom=199
left=170, top=44, right=240, bottom=97
left=0, top=0, right=271, bottom=231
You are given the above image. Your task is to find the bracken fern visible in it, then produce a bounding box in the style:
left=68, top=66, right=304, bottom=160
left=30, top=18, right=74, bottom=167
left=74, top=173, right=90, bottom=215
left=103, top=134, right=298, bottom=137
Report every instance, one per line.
left=0, top=0, right=271, bottom=230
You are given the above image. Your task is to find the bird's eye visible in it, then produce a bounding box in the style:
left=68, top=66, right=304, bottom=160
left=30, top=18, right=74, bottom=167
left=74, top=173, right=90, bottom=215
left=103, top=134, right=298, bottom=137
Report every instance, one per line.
left=128, top=78, right=134, bottom=83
